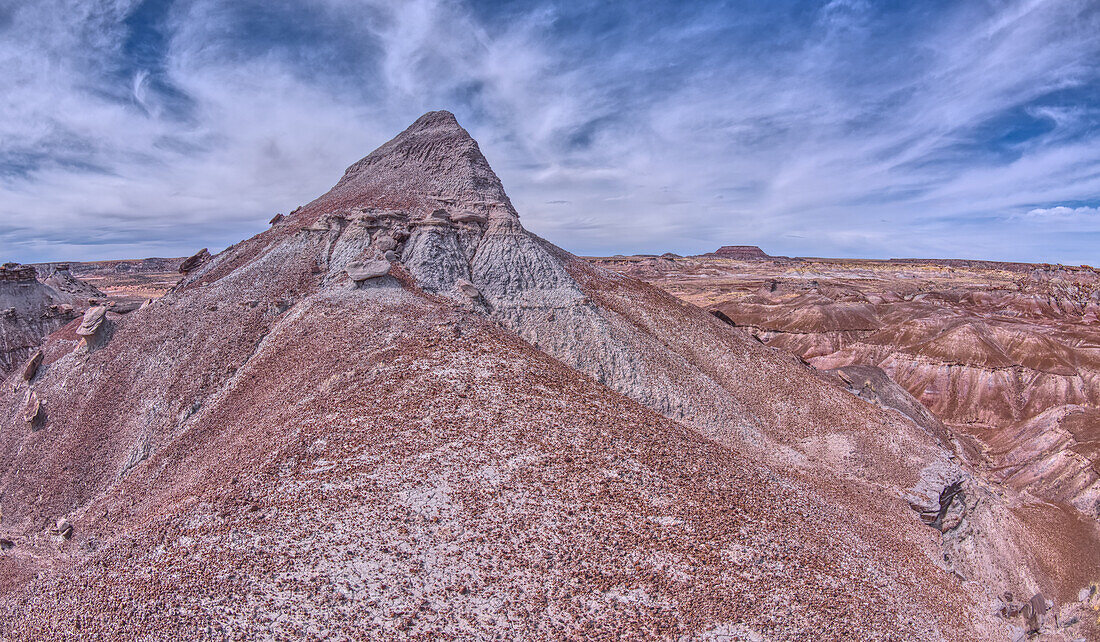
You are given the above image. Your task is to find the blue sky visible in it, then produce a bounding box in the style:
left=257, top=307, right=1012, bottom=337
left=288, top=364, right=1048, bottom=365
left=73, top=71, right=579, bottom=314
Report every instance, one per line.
left=2, top=0, right=1100, bottom=263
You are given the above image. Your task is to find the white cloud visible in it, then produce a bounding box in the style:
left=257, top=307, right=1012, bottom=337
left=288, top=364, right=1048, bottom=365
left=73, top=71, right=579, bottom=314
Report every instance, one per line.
left=1025, top=206, right=1100, bottom=219
left=1, top=0, right=1100, bottom=263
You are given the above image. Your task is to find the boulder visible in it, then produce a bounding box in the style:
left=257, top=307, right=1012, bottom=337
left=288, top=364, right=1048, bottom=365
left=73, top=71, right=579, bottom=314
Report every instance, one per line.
left=269, top=213, right=284, bottom=225
left=22, top=350, right=42, bottom=381
left=455, top=279, right=480, bottom=299
left=179, top=249, right=212, bottom=274
left=111, top=301, right=143, bottom=314
left=76, top=305, right=107, bottom=336
left=384, top=250, right=398, bottom=263
left=23, top=391, right=42, bottom=425
left=55, top=518, right=73, bottom=540
left=346, top=260, right=391, bottom=282
left=373, top=234, right=398, bottom=253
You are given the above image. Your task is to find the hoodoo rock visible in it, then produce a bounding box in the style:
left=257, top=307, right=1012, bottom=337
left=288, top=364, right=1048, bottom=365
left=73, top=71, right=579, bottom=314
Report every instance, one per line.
left=76, top=305, right=107, bottom=337
left=1, top=111, right=1097, bottom=640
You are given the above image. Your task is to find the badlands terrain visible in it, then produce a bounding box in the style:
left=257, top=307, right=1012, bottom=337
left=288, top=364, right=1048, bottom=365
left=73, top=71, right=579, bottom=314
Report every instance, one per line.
left=595, top=249, right=1100, bottom=522
left=1, top=112, right=1098, bottom=640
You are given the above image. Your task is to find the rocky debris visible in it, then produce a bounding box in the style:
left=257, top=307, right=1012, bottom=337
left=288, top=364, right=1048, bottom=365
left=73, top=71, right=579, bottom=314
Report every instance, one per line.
left=0, top=538, right=13, bottom=551
left=22, top=390, right=42, bottom=425
left=345, top=260, right=391, bottom=282
left=179, top=249, right=212, bottom=274
left=55, top=518, right=72, bottom=540
left=21, top=350, right=42, bottom=381
left=455, top=278, right=480, bottom=299
left=76, top=305, right=107, bottom=336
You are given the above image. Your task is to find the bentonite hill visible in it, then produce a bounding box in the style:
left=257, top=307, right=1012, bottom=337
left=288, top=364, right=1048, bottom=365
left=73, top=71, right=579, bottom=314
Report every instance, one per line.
left=2, top=112, right=1098, bottom=640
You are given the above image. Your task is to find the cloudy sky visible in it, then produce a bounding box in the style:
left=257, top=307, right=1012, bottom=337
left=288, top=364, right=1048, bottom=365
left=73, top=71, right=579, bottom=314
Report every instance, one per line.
left=2, top=0, right=1100, bottom=263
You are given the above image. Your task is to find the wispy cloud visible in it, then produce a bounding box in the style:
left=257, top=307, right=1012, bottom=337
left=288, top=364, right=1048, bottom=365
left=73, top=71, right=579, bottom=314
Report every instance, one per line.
left=1, top=0, right=1099, bottom=263
left=1024, top=205, right=1100, bottom=220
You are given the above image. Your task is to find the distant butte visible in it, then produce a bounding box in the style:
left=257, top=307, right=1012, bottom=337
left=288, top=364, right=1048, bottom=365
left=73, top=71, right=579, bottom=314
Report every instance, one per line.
left=708, top=245, right=773, bottom=260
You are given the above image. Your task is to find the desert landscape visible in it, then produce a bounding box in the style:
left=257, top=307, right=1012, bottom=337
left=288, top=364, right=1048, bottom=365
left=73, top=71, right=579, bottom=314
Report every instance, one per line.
left=1, top=111, right=1098, bottom=640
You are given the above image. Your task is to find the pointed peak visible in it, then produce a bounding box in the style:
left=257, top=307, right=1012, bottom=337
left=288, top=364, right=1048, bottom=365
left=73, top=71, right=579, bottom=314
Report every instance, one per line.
left=300, top=110, right=515, bottom=218
left=386, top=110, right=474, bottom=148
left=407, top=110, right=462, bottom=133
left=372, top=110, right=475, bottom=160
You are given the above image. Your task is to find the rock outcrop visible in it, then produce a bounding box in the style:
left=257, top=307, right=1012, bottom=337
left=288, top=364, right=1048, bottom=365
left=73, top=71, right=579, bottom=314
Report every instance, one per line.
left=0, top=263, right=80, bottom=375
left=35, top=264, right=105, bottom=306
left=179, top=249, right=212, bottom=274
left=345, top=259, right=391, bottom=282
